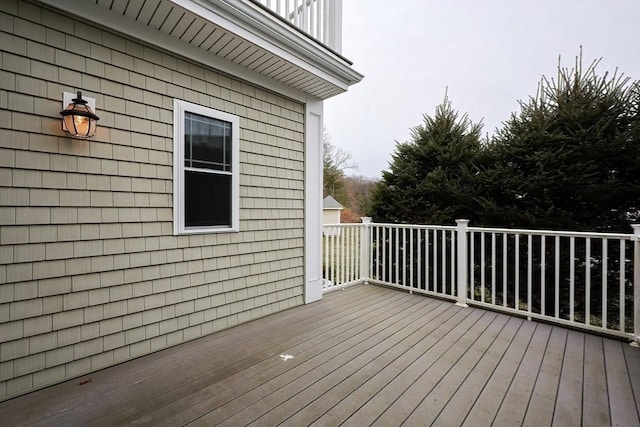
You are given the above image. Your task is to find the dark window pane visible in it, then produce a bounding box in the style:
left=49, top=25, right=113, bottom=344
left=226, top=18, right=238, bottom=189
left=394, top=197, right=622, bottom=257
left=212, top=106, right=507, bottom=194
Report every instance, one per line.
left=185, top=171, right=231, bottom=227
left=185, top=112, right=231, bottom=171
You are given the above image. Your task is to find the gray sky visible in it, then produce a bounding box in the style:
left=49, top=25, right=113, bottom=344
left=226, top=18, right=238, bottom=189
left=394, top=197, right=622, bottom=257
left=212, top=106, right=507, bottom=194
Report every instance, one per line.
left=324, top=0, right=640, bottom=178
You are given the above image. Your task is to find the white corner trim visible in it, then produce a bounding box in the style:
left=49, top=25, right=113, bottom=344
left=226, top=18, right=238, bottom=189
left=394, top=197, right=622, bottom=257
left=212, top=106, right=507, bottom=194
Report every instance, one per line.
left=304, top=97, right=324, bottom=303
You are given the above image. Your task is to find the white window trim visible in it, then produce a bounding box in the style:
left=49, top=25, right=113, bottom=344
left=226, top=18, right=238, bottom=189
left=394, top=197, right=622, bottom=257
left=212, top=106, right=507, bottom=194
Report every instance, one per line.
left=173, top=99, right=240, bottom=234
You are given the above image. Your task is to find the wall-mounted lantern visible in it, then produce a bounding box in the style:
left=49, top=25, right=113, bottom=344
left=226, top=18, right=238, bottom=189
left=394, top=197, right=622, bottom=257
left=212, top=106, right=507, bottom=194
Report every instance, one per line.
left=60, top=91, right=99, bottom=138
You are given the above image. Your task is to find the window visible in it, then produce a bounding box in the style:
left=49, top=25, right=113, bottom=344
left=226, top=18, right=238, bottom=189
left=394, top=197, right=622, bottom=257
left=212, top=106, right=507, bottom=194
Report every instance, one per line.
left=173, top=100, right=239, bottom=234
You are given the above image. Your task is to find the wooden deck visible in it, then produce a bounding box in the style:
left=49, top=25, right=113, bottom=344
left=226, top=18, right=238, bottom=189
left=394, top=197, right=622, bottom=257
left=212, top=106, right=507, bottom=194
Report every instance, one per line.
left=1, top=284, right=639, bottom=426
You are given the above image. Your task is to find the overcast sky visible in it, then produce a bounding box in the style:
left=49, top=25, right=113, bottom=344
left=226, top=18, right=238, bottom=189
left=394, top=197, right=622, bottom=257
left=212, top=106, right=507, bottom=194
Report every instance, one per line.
left=324, top=0, right=640, bottom=178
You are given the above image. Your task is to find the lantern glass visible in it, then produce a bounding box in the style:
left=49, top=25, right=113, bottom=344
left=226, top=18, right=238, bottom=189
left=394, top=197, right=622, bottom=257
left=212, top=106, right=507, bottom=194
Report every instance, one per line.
left=63, top=106, right=93, bottom=137
left=60, top=91, right=99, bottom=138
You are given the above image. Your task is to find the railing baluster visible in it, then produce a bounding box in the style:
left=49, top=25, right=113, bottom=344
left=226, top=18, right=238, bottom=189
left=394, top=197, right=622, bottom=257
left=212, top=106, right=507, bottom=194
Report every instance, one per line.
left=344, top=227, right=349, bottom=283
left=619, top=239, right=625, bottom=332
left=375, top=226, right=380, bottom=280
left=470, top=231, right=475, bottom=301
left=481, top=232, right=485, bottom=303
left=633, top=224, right=640, bottom=345
left=409, top=228, right=414, bottom=288
left=322, top=0, right=328, bottom=44
left=503, top=233, right=507, bottom=308
left=602, top=238, right=608, bottom=329
left=395, top=227, right=400, bottom=285
left=541, top=235, right=545, bottom=316
left=585, top=237, right=591, bottom=325
left=433, top=229, right=438, bottom=293
left=515, top=233, right=520, bottom=310
left=326, top=229, right=330, bottom=286
left=402, top=227, right=407, bottom=287
left=307, top=0, right=318, bottom=39
left=317, top=0, right=323, bottom=40
left=342, top=227, right=347, bottom=284
left=491, top=232, right=496, bottom=305
left=354, top=226, right=358, bottom=281
left=332, top=228, right=337, bottom=285
left=569, top=236, right=575, bottom=322
left=527, top=234, right=532, bottom=315
left=417, top=229, right=422, bottom=289
left=426, top=229, right=430, bottom=291
left=382, top=226, right=387, bottom=282
left=348, top=227, right=353, bottom=282
left=339, top=226, right=345, bottom=285
left=451, top=230, right=456, bottom=296
left=352, top=226, right=357, bottom=281
left=442, top=229, right=447, bottom=294
left=366, top=222, right=372, bottom=279
left=555, top=236, right=560, bottom=318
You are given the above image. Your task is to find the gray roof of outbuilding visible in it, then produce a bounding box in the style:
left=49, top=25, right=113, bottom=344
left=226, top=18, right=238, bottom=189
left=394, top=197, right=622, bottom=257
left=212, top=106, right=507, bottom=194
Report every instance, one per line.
left=323, top=195, right=343, bottom=209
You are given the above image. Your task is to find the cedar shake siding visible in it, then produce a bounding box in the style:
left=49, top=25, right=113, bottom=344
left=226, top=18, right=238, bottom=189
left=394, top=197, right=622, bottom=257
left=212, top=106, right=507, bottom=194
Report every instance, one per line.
left=0, top=1, right=306, bottom=399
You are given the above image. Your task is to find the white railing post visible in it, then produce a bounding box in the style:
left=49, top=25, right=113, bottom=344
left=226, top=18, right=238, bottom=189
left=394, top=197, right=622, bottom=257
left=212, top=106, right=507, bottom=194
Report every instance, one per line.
left=455, top=219, right=470, bottom=307
left=360, top=217, right=372, bottom=283
left=633, top=224, right=640, bottom=346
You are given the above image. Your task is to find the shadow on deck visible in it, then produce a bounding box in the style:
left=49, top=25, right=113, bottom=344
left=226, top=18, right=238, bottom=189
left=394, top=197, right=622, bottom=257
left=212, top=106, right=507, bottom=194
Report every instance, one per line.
left=1, top=284, right=639, bottom=426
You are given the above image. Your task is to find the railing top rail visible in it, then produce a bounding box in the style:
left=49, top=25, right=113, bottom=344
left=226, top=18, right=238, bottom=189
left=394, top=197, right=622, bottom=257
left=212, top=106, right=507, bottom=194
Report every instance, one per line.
left=322, top=223, right=363, bottom=227
left=467, top=226, right=634, bottom=240
left=368, top=223, right=457, bottom=231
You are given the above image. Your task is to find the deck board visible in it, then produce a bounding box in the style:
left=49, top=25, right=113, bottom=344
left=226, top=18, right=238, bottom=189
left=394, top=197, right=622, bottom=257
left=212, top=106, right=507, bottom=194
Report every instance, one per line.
left=304, top=302, right=469, bottom=426
left=396, top=312, right=511, bottom=426
left=522, top=327, right=567, bottom=426
left=340, top=309, right=487, bottom=426
left=603, top=339, right=640, bottom=427
left=582, top=334, right=611, bottom=426
left=246, top=299, right=446, bottom=426
left=0, top=284, right=638, bottom=427
left=431, top=316, right=524, bottom=426
left=138, top=289, right=415, bottom=426
left=492, top=322, right=552, bottom=425
left=461, top=320, right=537, bottom=426
left=623, top=344, right=640, bottom=415
left=553, top=329, right=585, bottom=426
left=208, top=295, right=431, bottom=426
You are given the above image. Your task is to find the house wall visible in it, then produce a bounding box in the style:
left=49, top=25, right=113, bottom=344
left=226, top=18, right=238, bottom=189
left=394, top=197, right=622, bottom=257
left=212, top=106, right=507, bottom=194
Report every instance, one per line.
left=322, top=209, right=341, bottom=225
left=0, top=1, right=306, bottom=399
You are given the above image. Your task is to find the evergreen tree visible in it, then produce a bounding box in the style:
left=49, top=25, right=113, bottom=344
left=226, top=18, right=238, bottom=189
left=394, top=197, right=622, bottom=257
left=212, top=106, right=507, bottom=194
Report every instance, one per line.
left=369, top=97, right=484, bottom=224
left=485, top=56, right=640, bottom=232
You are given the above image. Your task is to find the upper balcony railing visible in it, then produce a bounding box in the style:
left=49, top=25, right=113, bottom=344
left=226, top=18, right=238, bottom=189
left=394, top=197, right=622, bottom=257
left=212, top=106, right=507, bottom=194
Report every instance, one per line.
left=254, top=0, right=343, bottom=53
left=322, top=219, right=640, bottom=345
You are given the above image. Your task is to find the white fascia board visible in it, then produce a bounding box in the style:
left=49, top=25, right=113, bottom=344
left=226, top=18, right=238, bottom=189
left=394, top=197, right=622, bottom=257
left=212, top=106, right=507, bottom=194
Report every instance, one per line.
left=174, top=0, right=363, bottom=89
left=39, top=0, right=310, bottom=103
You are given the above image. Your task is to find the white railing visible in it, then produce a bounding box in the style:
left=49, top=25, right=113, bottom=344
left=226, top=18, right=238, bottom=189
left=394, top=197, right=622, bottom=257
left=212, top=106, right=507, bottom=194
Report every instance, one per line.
left=254, top=0, right=342, bottom=52
left=322, top=219, right=640, bottom=344
left=322, top=223, right=362, bottom=291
